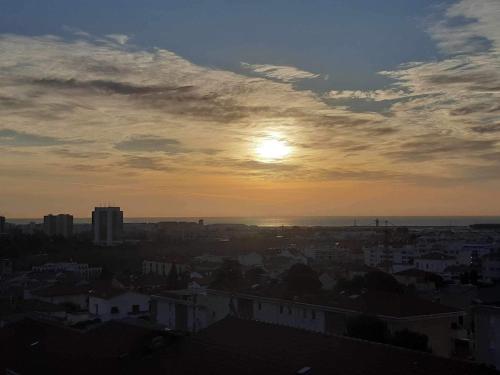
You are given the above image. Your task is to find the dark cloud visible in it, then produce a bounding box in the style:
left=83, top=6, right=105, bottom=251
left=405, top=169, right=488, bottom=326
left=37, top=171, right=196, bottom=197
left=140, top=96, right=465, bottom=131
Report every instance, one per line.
left=52, top=148, right=109, bottom=159
left=32, top=78, right=193, bottom=96
left=384, top=134, right=498, bottom=162
left=115, top=135, right=182, bottom=153
left=451, top=103, right=500, bottom=116
left=470, top=123, right=500, bottom=134
left=0, top=128, right=81, bottom=147
left=424, top=72, right=500, bottom=92
left=119, top=156, right=170, bottom=171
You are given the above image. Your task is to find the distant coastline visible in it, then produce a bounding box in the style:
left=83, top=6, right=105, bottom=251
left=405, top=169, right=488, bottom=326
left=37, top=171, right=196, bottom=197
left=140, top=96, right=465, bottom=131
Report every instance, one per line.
left=7, top=216, right=500, bottom=227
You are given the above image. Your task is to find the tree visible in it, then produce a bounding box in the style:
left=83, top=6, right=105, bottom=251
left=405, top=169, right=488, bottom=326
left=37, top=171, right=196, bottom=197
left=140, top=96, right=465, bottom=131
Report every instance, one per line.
left=210, top=259, right=244, bottom=290
left=285, top=263, right=321, bottom=294
left=346, top=314, right=390, bottom=343
left=391, top=329, right=431, bottom=352
left=334, top=271, right=403, bottom=294
left=167, top=263, right=179, bottom=290
left=364, top=271, right=403, bottom=293
left=245, top=267, right=265, bottom=285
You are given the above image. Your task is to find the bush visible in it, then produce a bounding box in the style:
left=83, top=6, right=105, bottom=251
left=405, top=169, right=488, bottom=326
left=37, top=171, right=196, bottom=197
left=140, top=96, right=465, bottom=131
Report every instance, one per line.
left=391, top=329, right=431, bottom=352
left=346, top=314, right=390, bottom=343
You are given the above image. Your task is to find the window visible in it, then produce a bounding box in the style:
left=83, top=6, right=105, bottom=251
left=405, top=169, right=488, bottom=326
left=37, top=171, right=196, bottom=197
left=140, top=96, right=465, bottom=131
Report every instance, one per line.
left=288, top=306, right=292, bottom=315
left=303, top=309, right=307, bottom=318
left=132, top=304, right=140, bottom=314
left=279, top=305, right=284, bottom=314
left=111, top=306, right=119, bottom=314
left=311, top=310, right=316, bottom=320
left=258, top=302, right=262, bottom=311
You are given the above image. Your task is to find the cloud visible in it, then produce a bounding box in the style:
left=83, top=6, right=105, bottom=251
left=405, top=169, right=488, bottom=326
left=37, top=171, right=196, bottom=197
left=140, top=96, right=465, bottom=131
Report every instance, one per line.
left=115, top=134, right=182, bottom=153
left=241, top=62, right=320, bottom=82
left=119, top=156, right=170, bottom=171
left=104, top=34, right=129, bottom=45
left=1, top=1, right=500, bottom=192
left=327, top=89, right=409, bottom=102
left=0, top=128, right=81, bottom=147
left=384, top=134, right=498, bottom=162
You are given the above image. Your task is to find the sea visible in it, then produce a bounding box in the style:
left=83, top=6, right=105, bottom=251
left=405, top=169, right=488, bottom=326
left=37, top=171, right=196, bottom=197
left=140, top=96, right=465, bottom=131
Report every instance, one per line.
left=7, top=216, right=500, bottom=227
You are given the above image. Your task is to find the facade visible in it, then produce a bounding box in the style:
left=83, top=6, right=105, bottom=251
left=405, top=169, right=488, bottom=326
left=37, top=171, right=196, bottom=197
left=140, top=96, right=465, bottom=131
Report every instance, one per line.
left=31, top=262, right=102, bottom=280
left=43, top=214, right=73, bottom=238
left=364, top=245, right=415, bottom=269
left=88, top=290, right=150, bottom=321
left=475, top=304, right=500, bottom=370
left=151, top=290, right=210, bottom=332
left=92, top=207, right=123, bottom=246
left=482, top=254, right=500, bottom=282
left=415, top=252, right=457, bottom=275
left=142, top=259, right=189, bottom=276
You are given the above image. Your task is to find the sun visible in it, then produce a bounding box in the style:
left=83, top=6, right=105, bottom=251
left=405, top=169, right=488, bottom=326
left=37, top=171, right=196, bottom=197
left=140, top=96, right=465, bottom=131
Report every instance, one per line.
left=255, top=137, right=291, bottom=161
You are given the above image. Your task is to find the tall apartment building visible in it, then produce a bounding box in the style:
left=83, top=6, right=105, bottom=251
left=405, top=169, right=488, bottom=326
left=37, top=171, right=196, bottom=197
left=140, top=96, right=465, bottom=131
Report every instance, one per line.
left=43, top=214, right=73, bottom=238
left=92, top=207, right=123, bottom=246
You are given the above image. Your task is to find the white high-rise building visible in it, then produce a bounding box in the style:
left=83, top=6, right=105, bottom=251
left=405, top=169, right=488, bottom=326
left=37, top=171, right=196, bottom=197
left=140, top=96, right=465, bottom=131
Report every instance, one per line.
left=92, top=207, right=123, bottom=246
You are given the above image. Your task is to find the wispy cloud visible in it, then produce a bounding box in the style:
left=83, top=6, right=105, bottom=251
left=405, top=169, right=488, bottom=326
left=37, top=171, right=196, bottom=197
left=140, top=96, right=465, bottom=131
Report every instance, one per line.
left=241, top=62, right=321, bottom=82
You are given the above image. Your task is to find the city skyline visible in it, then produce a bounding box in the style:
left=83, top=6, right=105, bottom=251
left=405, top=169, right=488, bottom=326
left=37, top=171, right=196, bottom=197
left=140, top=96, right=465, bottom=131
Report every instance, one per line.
left=2, top=0, right=500, bottom=217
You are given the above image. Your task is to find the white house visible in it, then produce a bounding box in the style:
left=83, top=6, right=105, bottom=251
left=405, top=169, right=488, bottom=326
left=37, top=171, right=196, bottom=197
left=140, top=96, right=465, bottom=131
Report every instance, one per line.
left=151, top=290, right=210, bottom=332
left=88, top=288, right=150, bottom=321
left=414, top=252, right=457, bottom=275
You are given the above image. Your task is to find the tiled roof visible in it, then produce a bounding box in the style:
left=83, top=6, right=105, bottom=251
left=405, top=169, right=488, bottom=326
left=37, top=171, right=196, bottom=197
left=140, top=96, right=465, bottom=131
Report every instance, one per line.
left=228, top=287, right=461, bottom=318
left=394, top=268, right=433, bottom=277
left=170, top=317, right=496, bottom=375
left=30, top=284, right=90, bottom=297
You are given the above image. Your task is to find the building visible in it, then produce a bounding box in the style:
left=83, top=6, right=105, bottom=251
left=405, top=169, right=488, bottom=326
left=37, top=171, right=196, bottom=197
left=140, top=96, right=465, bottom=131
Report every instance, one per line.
left=1, top=316, right=494, bottom=375
left=27, top=284, right=91, bottom=310
left=142, top=257, right=189, bottom=277
left=363, top=245, right=416, bottom=270
left=482, top=253, right=500, bottom=282
left=475, top=303, right=500, bottom=370
left=31, top=262, right=102, bottom=280
left=43, top=214, right=73, bottom=238
left=151, top=290, right=211, bottom=332
left=415, top=252, right=457, bottom=275
left=171, top=317, right=495, bottom=375
left=88, top=286, right=150, bottom=321
left=152, top=288, right=465, bottom=357
left=0, top=216, right=5, bottom=234
left=393, top=268, right=438, bottom=292
left=92, top=207, right=123, bottom=246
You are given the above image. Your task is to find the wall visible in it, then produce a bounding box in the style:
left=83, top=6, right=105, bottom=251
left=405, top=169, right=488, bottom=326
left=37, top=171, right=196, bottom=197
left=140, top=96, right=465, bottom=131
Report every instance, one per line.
left=89, top=292, right=150, bottom=321
left=475, top=305, right=500, bottom=370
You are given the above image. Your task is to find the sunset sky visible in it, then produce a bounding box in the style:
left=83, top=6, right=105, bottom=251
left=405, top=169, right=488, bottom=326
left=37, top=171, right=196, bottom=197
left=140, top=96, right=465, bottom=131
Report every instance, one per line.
left=1, top=0, right=500, bottom=217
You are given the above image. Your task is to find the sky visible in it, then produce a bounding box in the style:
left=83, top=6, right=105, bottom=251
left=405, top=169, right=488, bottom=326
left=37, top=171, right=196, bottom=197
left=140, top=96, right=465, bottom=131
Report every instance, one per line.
left=1, top=0, right=500, bottom=218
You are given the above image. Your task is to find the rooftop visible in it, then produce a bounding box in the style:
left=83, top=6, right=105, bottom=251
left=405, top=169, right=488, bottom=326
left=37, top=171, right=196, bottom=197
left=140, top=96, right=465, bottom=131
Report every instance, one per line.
left=171, top=317, right=496, bottom=375
left=416, top=252, right=455, bottom=261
